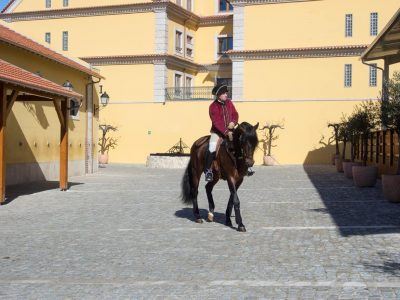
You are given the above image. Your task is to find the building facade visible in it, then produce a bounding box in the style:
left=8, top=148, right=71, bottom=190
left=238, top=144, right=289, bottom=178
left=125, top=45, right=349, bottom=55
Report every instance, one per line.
left=2, top=0, right=399, bottom=165
left=0, top=20, right=101, bottom=185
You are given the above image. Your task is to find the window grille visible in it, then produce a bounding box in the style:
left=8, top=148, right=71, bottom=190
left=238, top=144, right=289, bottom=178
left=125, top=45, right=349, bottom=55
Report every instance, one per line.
left=345, top=14, right=353, bottom=37
left=45, top=32, right=51, bottom=43
left=370, top=13, right=378, bottom=36
left=345, top=64, right=352, bottom=87
left=369, top=64, right=377, bottom=87
left=62, top=31, right=68, bottom=51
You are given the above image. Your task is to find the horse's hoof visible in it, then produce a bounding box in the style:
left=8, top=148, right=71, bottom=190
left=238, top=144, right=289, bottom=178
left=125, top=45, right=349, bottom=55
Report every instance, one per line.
left=195, top=218, right=203, bottom=224
left=207, top=212, right=214, bottom=222
left=237, top=226, right=246, bottom=232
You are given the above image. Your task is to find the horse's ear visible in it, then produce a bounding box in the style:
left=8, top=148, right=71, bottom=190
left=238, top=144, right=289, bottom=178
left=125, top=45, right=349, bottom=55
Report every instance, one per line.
left=254, top=122, right=259, bottom=130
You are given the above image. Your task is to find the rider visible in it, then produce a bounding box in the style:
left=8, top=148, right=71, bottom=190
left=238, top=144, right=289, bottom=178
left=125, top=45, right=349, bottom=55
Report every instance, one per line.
left=204, top=84, right=238, bottom=182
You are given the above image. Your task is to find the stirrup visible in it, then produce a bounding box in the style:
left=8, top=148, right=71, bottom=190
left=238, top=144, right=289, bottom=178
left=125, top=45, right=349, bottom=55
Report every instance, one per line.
left=247, top=167, right=255, bottom=176
left=205, top=169, right=213, bottom=182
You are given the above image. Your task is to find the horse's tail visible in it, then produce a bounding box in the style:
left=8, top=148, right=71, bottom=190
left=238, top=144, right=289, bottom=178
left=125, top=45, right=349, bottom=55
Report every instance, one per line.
left=181, top=158, right=195, bottom=205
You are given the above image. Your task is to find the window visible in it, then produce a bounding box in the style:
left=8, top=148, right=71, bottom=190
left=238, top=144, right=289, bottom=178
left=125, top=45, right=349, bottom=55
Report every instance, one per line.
left=175, top=30, right=183, bottom=54
left=62, top=31, right=68, bottom=51
left=185, top=76, right=193, bottom=98
left=45, top=32, right=51, bottom=44
left=370, top=12, right=378, bottom=36
left=63, top=0, right=69, bottom=7
left=186, top=34, right=194, bottom=58
left=218, top=36, right=233, bottom=54
left=219, top=0, right=233, bottom=12
left=344, top=64, right=352, bottom=87
left=45, top=0, right=51, bottom=8
left=369, top=64, right=377, bottom=87
left=69, top=98, right=80, bottom=119
left=174, top=73, right=182, bottom=97
left=176, top=0, right=181, bottom=6
left=186, top=0, right=192, bottom=11
left=345, top=14, right=353, bottom=37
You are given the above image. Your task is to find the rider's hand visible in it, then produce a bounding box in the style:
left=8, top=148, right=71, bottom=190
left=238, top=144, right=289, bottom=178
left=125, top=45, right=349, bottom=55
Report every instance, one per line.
left=227, top=131, right=233, bottom=141
left=228, top=122, right=235, bottom=130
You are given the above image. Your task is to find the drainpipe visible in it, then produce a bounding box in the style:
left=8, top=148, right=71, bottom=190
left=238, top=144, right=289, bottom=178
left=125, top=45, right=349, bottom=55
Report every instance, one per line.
left=362, top=59, right=388, bottom=127
left=85, top=76, right=101, bottom=174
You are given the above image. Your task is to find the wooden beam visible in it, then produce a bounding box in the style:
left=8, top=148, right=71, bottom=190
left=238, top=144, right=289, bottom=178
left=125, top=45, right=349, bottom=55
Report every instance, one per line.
left=53, top=99, right=65, bottom=128
left=60, top=98, right=68, bottom=191
left=6, top=90, right=19, bottom=119
left=0, top=83, right=7, bottom=203
left=15, top=95, right=53, bottom=102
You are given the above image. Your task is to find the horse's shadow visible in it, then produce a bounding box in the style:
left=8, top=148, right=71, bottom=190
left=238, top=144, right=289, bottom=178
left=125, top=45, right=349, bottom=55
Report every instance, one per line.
left=175, top=207, right=234, bottom=228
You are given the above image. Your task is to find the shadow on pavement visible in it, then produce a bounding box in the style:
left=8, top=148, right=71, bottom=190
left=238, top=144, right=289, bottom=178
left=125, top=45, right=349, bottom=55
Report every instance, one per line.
left=175, top=207, right=232, bottom=227
left=2, top=181, right=83, bottom=205
left=303, top=165, right=400, bottom=237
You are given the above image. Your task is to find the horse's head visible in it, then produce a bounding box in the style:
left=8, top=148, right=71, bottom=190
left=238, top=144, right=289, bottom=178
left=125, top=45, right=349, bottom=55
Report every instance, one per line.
left=233, top=122, right=259, bottom=167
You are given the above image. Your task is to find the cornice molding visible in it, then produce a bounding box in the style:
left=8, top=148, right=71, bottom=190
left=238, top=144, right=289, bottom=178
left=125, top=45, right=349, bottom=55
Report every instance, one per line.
left=0, top=1, right=232, bottom=27
left=228, top=45, right=369, bottom=60
left=80, top=54, right=232, bottom=73
left=229, top=0, right=322, bottom=6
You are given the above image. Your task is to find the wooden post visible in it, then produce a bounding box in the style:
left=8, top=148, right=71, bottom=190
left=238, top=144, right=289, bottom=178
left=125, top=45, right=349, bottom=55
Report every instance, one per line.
left=0, top=84, right=6, bottom=203
left=60, top=98, right=68, bottom=191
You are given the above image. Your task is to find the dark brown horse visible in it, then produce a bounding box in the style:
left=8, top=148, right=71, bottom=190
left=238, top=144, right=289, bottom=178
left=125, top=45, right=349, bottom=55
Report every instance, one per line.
left=181, top=122, right=259, bottom=232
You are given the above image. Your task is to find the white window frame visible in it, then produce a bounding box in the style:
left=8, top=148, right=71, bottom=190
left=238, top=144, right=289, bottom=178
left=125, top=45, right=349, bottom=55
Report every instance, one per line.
left=69, top=98, right=80, bottom=120
left=345, top=14, right=353, bottom=37
left=184, top=74, right=194, bottom=99
left=186, top=0, right=194, bottom=12
left=174, top=29, right=184, bottom=56
left=215, top=34, right=232, bottom=60
left=63, top=0, right=69, bottom=7
left=370, top=12, right=378, bottom=36
left=369, top=64, right=377, bottom=87
left=344, top=64, right=352, bottom=88
left=45, top=32, right=51, bottom=44
left=174, top=71, right=184, bottom=99
left=215, top=0, right=233, bottom=14
left=186, top=33, right=194, bottom=59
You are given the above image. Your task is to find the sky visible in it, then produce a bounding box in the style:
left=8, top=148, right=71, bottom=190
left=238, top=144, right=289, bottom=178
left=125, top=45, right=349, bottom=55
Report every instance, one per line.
left=0, top=0, right=9, bottom=11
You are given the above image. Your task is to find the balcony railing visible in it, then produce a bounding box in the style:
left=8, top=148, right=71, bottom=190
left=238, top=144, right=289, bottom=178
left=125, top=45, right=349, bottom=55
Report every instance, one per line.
left=165, top=86, right=232, bottom=101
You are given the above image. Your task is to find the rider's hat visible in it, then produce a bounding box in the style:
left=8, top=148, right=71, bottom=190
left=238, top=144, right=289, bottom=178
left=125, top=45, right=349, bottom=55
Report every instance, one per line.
left=212, top=84, right=229, bottom=97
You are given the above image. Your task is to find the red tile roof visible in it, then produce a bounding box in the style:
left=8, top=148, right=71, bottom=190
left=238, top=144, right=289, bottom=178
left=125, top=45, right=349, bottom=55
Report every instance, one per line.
left=0, top=58, right=83, bottom=98
left=0, top=22, right=103, bottom=78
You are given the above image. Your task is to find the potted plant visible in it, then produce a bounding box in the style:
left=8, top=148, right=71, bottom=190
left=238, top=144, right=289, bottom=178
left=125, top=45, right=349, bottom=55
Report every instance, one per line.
left=381, top=72, right=400, bottom=202
left=98, top=124, right=118, bottom=165
left=328, top=122, right=341, bottom=168
left=258, top=122, right=284, bottom=166
left=341, top=114, right=362, bottom=178
left=351, top=101, right=380, bottom=187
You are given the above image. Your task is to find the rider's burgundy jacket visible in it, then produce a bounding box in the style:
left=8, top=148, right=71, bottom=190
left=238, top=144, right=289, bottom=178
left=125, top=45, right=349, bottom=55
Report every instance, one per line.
left=209, top=99, right=239, bottom=136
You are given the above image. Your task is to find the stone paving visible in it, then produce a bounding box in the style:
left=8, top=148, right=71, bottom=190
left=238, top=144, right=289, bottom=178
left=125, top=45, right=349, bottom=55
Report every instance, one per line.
left=1, top=164, right=400, bottom=299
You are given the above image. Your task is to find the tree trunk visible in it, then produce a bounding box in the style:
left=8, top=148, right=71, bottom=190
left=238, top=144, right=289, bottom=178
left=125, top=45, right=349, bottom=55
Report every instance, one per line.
left=342, top=137, right=347, bottom=160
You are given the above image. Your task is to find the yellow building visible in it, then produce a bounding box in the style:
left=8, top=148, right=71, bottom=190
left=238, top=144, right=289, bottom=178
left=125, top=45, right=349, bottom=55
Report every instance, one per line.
left=1, top=0, right=399, bottom=165
left=0, top=20, right=102, bottom=191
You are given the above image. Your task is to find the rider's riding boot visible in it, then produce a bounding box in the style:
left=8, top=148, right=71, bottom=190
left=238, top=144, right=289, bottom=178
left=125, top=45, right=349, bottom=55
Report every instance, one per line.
left=247, top=167, right=255, bottom=176
left=204, top=150, right=216, bottom=182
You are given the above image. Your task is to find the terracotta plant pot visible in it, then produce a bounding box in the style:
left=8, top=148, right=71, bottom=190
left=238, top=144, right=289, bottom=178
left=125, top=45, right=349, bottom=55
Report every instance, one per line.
left=335, top=157, right=343, bottom=172
left=263, top=155, right=278, bottom=166
left=382, top=175, right=400, bottom=203
left=352, top=165, right=378, bottom=187
left=98, top=153, right=109, bottom=164
left=343, top=161, right=362, bottom=179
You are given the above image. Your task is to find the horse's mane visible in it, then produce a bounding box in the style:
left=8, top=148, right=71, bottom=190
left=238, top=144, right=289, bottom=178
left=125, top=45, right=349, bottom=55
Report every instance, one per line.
left=234, top=122, right=259, bottom=151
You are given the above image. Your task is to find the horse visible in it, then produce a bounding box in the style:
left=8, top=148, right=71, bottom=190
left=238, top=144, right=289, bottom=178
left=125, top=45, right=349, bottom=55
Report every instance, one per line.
left=180, top=122, right=259, bottom=232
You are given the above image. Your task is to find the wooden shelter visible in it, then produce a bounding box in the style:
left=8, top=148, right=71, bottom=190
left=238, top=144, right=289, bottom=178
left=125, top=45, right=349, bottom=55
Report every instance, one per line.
left=0, top=58, right=83, bottom=203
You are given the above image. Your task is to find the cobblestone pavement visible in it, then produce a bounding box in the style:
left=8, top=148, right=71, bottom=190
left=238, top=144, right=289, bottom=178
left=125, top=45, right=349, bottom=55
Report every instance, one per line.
left=1, top=164, right=400, bottom=299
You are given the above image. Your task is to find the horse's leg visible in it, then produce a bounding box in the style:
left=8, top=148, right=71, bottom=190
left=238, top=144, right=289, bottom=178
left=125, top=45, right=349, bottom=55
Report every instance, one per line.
left=192, top=166, right=203, bottom=223
left=205, top=177, right=219, bottom=222
left=225, top=177, right=243, bottom=228
left=227, top=177, right=246, bottom=232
